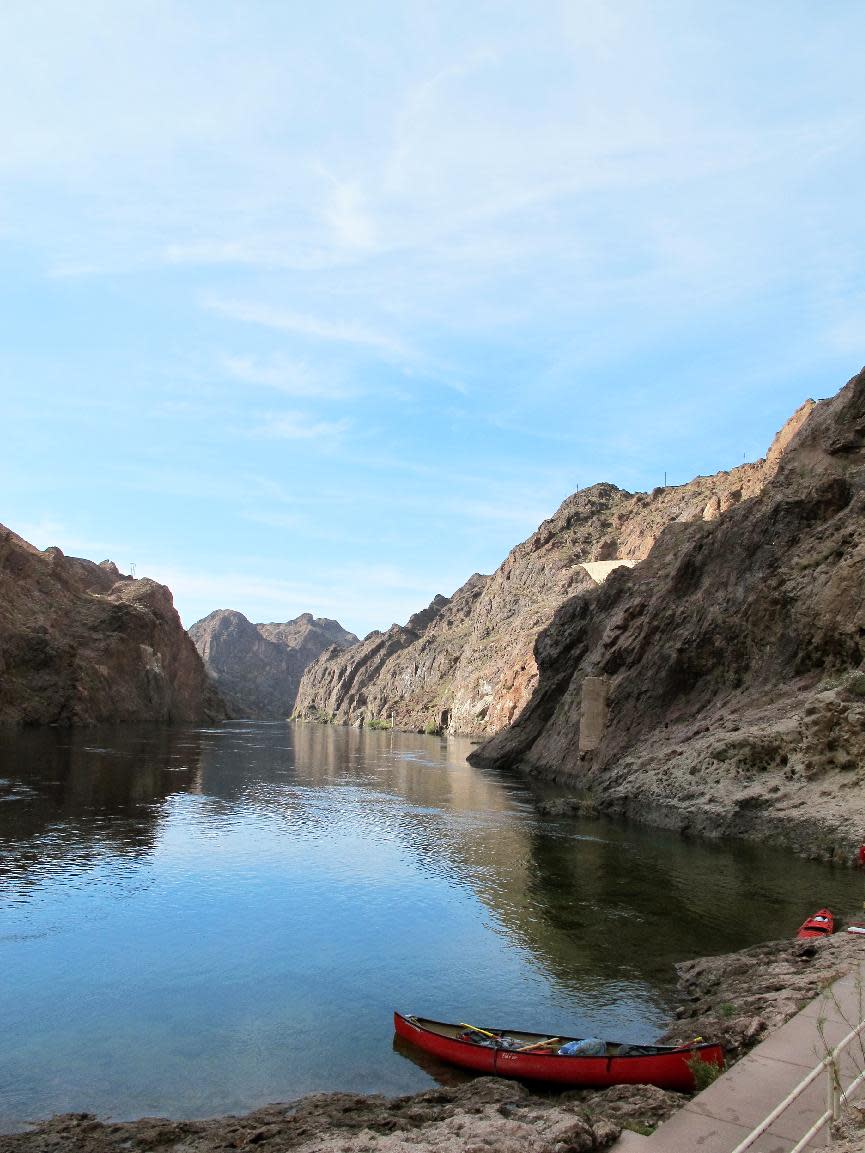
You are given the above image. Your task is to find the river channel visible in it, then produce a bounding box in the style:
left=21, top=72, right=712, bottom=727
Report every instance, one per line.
left=1, top=721, right=861, bottom=1130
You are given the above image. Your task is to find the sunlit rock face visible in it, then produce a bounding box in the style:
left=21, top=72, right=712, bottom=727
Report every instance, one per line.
left=189, top=609, right=357, bottom=719
left=471, top=367, right=865, bottom=862
left=296, top=402, right=812, bottom=738
left=0, top=528, right=223, bottom=727
left=294, top=575, right=490, bottom=731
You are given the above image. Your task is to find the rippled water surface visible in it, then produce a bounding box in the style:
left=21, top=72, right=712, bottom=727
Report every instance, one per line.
left=1, top=721, right=862, bottom=1128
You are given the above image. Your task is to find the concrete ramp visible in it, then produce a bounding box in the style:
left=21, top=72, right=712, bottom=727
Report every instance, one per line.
left=580, top=559, right=635, bottom=584
left=617, top=956, right=865, bottom=1152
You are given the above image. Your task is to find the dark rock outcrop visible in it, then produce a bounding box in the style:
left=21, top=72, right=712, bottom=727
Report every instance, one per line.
left=0, top=526, right=222, bottom=727
left=296, top=400, right=814, bottom=737
left=189, top=609, right=357, bottom=719
left=470, top=367, right=865, bottom=861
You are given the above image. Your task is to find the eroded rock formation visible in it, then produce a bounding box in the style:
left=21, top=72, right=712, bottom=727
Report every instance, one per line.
left=296, top=399, right=815, bottom=737
left=189, top=609, right=357, bottom=719
left=470, top=367, right=865, bottom=861
left=0, top=526, right=222, bottom=726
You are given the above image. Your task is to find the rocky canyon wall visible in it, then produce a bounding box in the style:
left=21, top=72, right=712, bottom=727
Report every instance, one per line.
left=470, top=367, right=865, bottom=861
left=296, top=399, right=814, bottom=737
left=0, top=526, right=223, bottom=726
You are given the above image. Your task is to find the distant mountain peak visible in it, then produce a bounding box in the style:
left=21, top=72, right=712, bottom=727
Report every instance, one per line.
left=189, top=609, right=357, bottom=719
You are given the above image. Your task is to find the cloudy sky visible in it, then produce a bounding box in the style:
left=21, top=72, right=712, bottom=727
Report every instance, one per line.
left=3, top=2, right=863, bottom=636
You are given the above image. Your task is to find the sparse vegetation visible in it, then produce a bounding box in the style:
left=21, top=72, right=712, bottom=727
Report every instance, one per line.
left=367, top=717, right=392, bottom=730
left=306, top=708, right=335, bottom=725
left=687, top=1052, right=724, bottom=1091
left=623, top=1120, right=656, bottom=1136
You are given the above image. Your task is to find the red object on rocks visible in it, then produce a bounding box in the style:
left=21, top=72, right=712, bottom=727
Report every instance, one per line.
left=796, top=908, right=835, bottom=938
left=858, top=843, right=865, bottom=867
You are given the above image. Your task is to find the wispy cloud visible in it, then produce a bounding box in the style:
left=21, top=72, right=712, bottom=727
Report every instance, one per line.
left=320, top=174, right=378, bottom=253
left=160, top=237, right=342, bottom=272
left=222, top=354, right=351, bottom=399
left=242, top=509, right=304, bottom=531
left=9, top=518, right=132, bottom=568
left=824, top=296, right=865, bottom=356
left=206, top=299, right=411, bottom=361
left=2, top=3, right=864, bottom=642
left=255, top=411, right=350, bottom=442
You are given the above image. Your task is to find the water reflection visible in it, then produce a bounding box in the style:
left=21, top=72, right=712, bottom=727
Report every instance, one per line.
left=0, top=721, right=862, bottom=1129
left=391, top=1033, right=474, bottom=1088
left=0, top=726, right=203, bottom=898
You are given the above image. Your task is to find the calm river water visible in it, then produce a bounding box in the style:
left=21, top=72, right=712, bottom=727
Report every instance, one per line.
left=1, top=721, right=862, bottom=1129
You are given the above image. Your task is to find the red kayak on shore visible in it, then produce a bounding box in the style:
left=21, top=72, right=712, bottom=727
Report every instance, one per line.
left=393, top=1012, right=724, bottom=1092
left=796, top=908, right=834, bottom=938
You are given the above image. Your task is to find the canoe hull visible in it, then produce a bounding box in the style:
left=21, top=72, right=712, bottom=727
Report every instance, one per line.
left=796, top=908, right=834, bottom=938
left=393, top=1013, right=723, bottom=1092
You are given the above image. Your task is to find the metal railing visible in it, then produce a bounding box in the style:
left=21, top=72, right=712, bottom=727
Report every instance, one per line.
left=730, top=1018, right=865, bottom=1153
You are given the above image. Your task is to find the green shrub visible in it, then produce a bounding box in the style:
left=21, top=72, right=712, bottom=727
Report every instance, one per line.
left=688, top=1052, right=724, bottom=1091
left=308, top=708, right=334, bottom=725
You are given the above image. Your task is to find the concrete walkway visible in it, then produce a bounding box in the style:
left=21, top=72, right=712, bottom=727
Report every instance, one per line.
left=618, top=955, right=865, bottom=1153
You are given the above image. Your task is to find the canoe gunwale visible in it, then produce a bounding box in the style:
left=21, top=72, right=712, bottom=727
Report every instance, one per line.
left=396, top=1013, right=718, bottom=1059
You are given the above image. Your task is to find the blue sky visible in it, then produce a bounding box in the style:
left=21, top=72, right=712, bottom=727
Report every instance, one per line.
left=2, top=2, right=863, bottom=637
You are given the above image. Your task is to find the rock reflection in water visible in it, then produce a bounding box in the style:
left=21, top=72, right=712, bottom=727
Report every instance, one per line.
left=0, top=726, right=203, bottom=897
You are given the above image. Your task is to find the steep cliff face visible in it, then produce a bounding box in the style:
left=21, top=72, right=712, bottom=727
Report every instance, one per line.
left=296, top=401, right=813, bottom=736
left=471, top=367, right=865, bottom=861
left=294, top=576, right=489, bottom=729
left=189, top=609, right=357, bottom=719
left=0, top=526, right=223, bottom=727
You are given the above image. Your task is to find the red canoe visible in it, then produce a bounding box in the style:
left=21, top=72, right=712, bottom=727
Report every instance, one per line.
left=796, top=908, right=834, bottom=939
left=393, top=1012, right=724, bottom=1092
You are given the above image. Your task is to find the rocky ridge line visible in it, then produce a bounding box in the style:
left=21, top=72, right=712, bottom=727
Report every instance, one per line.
left=295, top=399, right=814, bottom=737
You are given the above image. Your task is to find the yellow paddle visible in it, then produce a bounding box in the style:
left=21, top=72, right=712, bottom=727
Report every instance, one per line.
left=515, top=1037, right=562, bottom=1052
left=458, top=1025, right=562, bottom=1052
left=458, top=1022, right=498, bottom=1039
